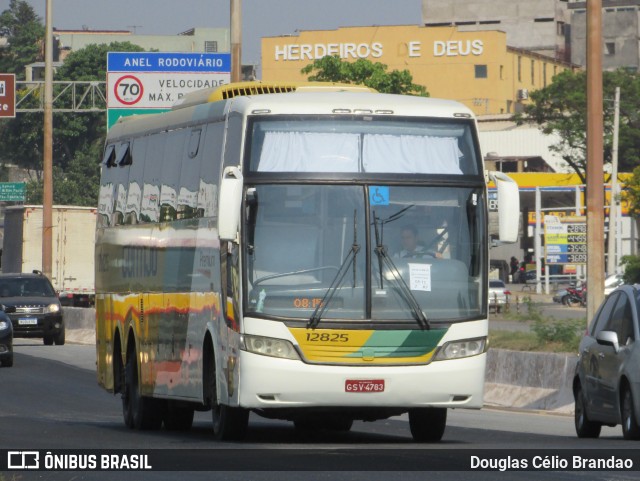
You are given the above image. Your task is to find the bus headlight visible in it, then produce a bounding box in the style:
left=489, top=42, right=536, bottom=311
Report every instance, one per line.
left=433, top=337, right=486, bottom=361
left=242, top=335, right=300, bottom=360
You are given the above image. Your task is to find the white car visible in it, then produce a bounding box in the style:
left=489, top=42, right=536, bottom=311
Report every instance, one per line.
left=488, top=279, right=511, bottom=312
left=604, top=273, right=624, bottom=296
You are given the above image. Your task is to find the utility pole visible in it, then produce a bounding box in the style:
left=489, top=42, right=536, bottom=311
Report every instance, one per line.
left=607, top=87, right=620, bottom=276
left=43, top=0, right=53, bottom=278
left=586, top=0, right=604, bottom=321
left=231, top=0, right=242, bottom=83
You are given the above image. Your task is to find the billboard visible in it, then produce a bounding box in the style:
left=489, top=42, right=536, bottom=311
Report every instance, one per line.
left=544, top=216, right=587, bottom=265
left=0, top=73, right=16, bottom=118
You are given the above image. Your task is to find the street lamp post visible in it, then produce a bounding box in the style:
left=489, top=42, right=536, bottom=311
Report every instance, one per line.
left=43, top=0, right=53, bottom=278
left=586, top=0, right=605, bottom=321
left=231, top=0, right=241, bottom=83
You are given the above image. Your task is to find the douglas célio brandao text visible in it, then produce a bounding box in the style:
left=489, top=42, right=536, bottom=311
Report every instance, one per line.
left=470, top=454, right=634, bottom=471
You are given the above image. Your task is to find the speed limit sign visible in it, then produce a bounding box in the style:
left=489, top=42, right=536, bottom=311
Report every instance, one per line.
left=113, top=75, right=144, bottom=106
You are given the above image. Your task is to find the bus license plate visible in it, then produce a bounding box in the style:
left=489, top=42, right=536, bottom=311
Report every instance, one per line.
left=345, top=379, right=385, bottom=393
left=18, top=318, right=38, bottom=325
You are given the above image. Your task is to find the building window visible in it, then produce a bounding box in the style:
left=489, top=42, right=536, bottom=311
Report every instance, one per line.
left=543, top=63, right=547, bottom=87
left=604, top=42, right=616, bottom=56
left=517, top=56, right=522, bottom=82
left=500, top=65, right=504, bottom=80
left=204, top=41, right=218, bottom=53
left=531, top=60, right=535, bottom=85
left=557, top=21, right=565, bottom=36
left=475, top=65, right=488, bottom=79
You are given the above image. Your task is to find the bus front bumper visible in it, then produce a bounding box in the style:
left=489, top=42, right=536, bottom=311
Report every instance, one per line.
left=237, top=350, right=486, bottom=410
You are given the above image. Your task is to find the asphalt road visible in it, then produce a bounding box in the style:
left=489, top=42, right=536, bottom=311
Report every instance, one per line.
left=2, top=342, right=640, bottom=481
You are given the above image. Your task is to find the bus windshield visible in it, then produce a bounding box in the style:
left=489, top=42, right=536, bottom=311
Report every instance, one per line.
left=245, top=184, right=485, bottom=322
left=247, top=117, right=480, bottom=175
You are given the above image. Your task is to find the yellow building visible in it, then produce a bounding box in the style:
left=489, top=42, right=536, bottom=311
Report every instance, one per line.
left=261, top=25, right=576, bottom=116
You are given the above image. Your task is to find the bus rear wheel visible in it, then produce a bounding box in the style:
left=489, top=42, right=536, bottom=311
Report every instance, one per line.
left=408, top=407, right=447, bottom=442
left=122, top=353, right=163, bottom=430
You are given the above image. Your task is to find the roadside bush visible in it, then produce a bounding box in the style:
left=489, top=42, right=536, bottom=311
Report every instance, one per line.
left=532, top=317, right=582, bottom=345
left=504, top=296, right=544, bottom=322
left=492, top=298, right=585, bottom=353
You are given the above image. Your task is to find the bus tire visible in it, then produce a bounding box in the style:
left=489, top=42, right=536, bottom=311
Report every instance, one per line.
left=408, top=407, right=447, bottom=442
left=212, top=403, right=249, bottom=441
left=164, top=402, right=195, bottom=431
left=205, top=346, right=249, bottom=441
left=123, top=352, right=163, bottom=430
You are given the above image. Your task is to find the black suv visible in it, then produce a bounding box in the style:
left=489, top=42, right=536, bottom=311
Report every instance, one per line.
left=0, top=306, right=13, bottom=366
left=0, top=272, right=64, bottom=345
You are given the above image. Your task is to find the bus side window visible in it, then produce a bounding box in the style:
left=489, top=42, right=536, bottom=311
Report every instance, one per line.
left=140, top=133, right=166, bottom=223
left=199, top=121, right=225, bottom=219
left=98, top=144, right=117, bottom=227
left=124, top=138, right=147, bottom=225
left=111, top=142, right=132, bottom=226
left=178, top=128, right=203, bottom=220
left=159, top=130, right=186, bottom=222
left=223, top=113, right=243, bottom=170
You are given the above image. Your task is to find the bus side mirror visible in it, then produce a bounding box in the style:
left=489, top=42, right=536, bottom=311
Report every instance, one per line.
left=488, top=171, right=520, bottom=243
left=218, top=166, right=244, bottom=242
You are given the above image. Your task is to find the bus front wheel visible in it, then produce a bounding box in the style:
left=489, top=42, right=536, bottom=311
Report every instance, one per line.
left=408, top=407, right=447, bottom=442
left=212, top=403, right=249, bottom=441
left=204, top=347, right=249, bottom=441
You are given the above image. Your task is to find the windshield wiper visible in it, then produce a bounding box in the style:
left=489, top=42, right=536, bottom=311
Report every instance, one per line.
left=308, top=210, right=360, bottom=329
left=372, top=205, right=413, bottom=288
left=372, top=210, right=430, bottom=330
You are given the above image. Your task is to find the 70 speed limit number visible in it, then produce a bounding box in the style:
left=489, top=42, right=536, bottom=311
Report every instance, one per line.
left=113, top=75, right=144, bottom=106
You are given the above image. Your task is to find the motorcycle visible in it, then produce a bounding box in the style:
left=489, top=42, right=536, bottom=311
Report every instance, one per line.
left=563, top=284, right=586, bottom=307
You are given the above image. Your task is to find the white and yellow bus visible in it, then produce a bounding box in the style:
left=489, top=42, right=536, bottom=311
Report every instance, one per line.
left=95, top=81, right=519, bottom=441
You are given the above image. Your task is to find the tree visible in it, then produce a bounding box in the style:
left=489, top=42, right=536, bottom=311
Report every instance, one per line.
left=623, top=165, right=640, bottom=219
left=26, top=142, right=102, bottom=206
left=51, top=42, right=145, bottom=173
left=516, top=68, right=640, bottom=184
left=620, top=254, right=640, bottom=284
left=301, top=55, right=429, bottom=96
left=0, top=0, right=44, bottom=78
left=0, top=41, right=144, bottom=205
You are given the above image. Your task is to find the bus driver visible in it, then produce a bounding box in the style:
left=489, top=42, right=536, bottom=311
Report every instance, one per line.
left=394, top=226, right=441, bottom=259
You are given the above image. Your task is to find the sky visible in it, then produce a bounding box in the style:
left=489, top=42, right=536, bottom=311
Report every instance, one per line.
left=3, top=0, right=423, bottom=67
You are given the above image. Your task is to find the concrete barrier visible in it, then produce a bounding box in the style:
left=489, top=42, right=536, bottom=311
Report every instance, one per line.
left=62, top=307, right=96, bottom=345
left=484, top=348, right=576, bottom=414
left=61, top=307, right=578, bottom=414
left=62, top=307, right=95, bottom=330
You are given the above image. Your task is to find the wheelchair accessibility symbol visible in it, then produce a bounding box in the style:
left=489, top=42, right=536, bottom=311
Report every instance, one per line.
left=370, top=186, right=389, bottom=206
